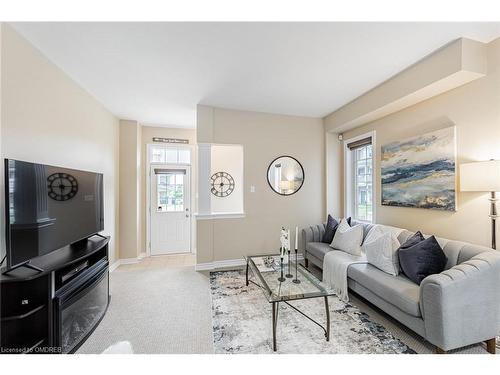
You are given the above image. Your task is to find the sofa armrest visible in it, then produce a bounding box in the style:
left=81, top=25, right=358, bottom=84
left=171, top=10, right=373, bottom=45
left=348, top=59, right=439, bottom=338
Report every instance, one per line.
left=301, top=224, right=325, bottom=256
left=420, top=251, right=500, bottom=351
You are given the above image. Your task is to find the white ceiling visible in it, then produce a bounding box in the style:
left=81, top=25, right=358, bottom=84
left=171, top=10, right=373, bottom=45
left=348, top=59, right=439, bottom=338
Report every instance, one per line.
left=11, top=22, right=500, bottom=128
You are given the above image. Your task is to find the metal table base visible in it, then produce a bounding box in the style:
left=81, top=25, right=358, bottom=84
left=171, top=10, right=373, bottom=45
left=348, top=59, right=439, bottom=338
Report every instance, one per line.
left=246, top=266, right=331, bottom=352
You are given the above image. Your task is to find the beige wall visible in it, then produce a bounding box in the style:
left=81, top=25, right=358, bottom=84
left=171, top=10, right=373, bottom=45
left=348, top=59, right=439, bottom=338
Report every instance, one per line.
left=326, top=37, right=500, bottom=247
left=119, top=120, right=141, bottom=259
left=0, top=24, right=120, bottom=262
left=324, top=38, right=488, bottom=133
left=197, top=107, right=325, bottom=263
left=325, top=131, right=343, bottom=218
left=140, top=126, right=197, bottom=254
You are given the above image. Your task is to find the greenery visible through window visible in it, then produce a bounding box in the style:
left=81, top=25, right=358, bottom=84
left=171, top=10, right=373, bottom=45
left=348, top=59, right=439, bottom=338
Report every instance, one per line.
left=157, top=173, right=184, bottom=212
left=354, top=144, right=373, bottom=222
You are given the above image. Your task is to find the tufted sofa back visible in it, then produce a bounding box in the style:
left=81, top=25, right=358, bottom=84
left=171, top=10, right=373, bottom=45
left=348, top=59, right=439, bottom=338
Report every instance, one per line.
left=306, top=218, right=495, bottom=269
left=355, top=221, right=495, bottom=269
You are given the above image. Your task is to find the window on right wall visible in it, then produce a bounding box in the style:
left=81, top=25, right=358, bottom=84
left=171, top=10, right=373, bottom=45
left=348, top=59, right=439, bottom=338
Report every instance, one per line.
left=345, top=133, right=375, bottom=223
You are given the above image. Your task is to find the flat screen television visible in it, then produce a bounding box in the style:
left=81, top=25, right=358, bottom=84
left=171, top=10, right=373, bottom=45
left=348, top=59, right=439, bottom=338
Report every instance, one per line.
left=4, top=159, right=104, bottom=271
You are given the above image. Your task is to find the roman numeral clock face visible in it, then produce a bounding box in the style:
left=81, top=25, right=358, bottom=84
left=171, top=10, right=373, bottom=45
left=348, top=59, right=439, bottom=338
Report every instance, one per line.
left=210, top=172, right=235, bottom=197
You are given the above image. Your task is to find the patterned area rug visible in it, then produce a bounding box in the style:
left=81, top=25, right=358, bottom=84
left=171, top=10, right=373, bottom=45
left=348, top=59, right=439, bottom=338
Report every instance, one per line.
left=210, top=270, right=416, bottom=354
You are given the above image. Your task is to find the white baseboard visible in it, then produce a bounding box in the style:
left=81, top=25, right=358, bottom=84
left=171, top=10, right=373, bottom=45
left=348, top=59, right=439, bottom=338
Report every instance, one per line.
left=120, top=257, right=141, bottom=264
left=109, top=260, right=120, bottom=272
left=195, top=258, right=246, bottom=271
left=109, top=256, right=143, bottom=272
left=195, top=212, right=246, bottom=220
left=195, top=254, right=304, bottom=272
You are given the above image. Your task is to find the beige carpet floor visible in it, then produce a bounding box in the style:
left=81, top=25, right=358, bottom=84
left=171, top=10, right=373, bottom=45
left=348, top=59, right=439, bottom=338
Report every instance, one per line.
left=77, top=256, right=494, bottom=354
left=77, top=254, right=214, bottom=354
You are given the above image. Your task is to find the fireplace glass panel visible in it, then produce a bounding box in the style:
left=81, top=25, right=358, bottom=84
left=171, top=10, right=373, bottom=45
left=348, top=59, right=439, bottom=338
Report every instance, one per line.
left=59, top=272, right=108, bottom=353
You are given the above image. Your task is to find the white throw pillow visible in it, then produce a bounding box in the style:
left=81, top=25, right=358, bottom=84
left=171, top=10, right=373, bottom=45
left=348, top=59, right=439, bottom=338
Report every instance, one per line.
left=330, top=218, right=364, bottom=256
left=362, top=225, right=400, bottom=276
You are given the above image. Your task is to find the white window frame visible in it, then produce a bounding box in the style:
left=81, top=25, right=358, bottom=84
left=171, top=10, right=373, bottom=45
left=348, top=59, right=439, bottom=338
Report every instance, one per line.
left=155, top=169, right=187, bottom=213
left=344, top=131, right=376, bottom=224
left=148, top=144, right=192, bottom=165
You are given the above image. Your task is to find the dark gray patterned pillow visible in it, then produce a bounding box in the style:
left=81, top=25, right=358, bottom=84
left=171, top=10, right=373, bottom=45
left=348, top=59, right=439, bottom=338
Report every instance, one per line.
left=398, top=235, right=448, bottom=285
left=321, top=215, right=339, bottom=244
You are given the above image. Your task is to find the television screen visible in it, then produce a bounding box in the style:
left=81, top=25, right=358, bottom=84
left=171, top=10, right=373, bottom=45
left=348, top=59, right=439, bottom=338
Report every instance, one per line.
left=4, top=159, right=104, bottom=269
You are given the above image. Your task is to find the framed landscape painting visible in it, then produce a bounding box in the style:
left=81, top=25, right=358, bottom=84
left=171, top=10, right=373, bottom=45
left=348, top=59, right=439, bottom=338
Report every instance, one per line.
left=381, top=126, right=456, bottom=211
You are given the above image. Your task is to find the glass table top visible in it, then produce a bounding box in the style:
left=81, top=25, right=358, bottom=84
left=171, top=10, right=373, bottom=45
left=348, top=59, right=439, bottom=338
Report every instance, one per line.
left=245, top=255, right=335, bottom=303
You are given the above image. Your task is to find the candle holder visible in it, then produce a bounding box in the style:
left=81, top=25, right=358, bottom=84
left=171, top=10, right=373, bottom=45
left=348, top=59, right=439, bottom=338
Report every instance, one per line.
left=285, top=249, right=293, bottom=278
left=278, top=256, right=286, bottom=282
left=292, top=248, right=301, bottom=284
left=277, top=247, right=286, bottom=282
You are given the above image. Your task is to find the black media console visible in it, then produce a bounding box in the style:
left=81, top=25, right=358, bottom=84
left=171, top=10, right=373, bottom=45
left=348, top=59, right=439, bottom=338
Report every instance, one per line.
left=0, top=235, right=110, bottom=354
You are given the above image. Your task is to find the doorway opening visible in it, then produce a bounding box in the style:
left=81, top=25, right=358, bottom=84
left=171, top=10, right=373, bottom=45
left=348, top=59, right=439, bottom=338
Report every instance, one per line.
left=147, top=144, right=193, bottom=256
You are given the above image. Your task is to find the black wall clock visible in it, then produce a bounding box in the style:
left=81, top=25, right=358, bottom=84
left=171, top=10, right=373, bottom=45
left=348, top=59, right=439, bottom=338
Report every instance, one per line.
left=47, top=172, right=79, bottom=201
left=210, top=171, right=235, bottom=197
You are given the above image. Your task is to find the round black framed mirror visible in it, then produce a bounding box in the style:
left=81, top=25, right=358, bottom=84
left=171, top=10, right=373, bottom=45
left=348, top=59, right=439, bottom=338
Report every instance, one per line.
left=266, top=156, right=305, bottom=196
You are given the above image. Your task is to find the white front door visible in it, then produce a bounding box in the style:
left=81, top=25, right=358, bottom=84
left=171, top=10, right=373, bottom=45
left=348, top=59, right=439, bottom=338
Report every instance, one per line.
left=150, top=165, right=191, bottom=255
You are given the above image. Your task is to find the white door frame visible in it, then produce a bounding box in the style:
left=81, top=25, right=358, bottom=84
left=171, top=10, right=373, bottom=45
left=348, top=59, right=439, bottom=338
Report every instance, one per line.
left=146, top=143, right=194, bottom=256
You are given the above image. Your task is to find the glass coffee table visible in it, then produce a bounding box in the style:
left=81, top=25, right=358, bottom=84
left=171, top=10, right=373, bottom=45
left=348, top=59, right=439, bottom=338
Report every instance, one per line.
left=245, top=254, right=336, bottom=351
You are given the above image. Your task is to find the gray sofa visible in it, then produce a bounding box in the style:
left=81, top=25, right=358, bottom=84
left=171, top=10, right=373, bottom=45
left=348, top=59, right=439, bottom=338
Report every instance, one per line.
left=302, top=220, right=500, bottom=353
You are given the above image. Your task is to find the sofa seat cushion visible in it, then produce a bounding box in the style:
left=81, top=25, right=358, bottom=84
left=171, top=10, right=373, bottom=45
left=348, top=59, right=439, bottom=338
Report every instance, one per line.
left=348, top=263, right=421, bottom=317
left=306, top=242, right=332, bottom=261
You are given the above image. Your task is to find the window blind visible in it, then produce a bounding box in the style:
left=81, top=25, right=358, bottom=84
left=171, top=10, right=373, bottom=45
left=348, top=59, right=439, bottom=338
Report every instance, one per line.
left=154, top=168, right=186, bottom=175
left=346, top=137, right=372, bottom=150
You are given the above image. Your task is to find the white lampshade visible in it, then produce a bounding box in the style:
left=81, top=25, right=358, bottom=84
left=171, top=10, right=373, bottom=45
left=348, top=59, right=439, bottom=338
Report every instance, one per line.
left=279, top=180, right=292, bottom=191
left=460, top=160, right=500, bottom=192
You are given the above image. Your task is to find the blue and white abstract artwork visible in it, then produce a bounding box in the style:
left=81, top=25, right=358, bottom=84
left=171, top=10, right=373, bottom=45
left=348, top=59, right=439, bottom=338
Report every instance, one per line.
left=381, top=126, right=456, bottom=211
